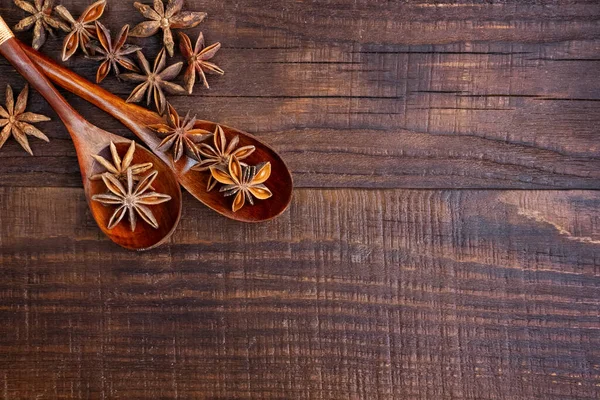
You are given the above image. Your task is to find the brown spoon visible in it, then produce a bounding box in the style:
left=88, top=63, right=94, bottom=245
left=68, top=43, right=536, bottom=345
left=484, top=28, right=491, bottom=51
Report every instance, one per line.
left=0, top=18, right=182, bottom=251
left=19, top=39, right=293, bottom=223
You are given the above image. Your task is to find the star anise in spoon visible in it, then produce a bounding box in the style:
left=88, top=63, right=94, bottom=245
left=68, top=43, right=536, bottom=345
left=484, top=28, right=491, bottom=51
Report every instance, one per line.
left=179, top=32, right=223, bottom=93
left=148, top=104, right=211, bottom=162
left=192, top=125, right=255, bottom=192
left=90, top=140, right=153, bottom=183
left=130, top=0, right=207, bottom=57
left=92, top=168, right=171, bottom=231
left=210, top=156, right=272, bottom=213
left=0, top=84, right=50, bottom=155
left=55, top=0, right=107, bottom=61
left=88, top=22, right=141, bottom=83
left=120, top=47, right=187, bottom=115
left=14, top=0, right=70, bottom=50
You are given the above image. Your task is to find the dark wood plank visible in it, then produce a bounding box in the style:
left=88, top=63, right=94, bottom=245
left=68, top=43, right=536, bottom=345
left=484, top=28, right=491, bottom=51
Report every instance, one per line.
left=0, top=0, right=598, bottom=188
left=1, top=187, right=599, bottom=399
left=1, top=1, right=599, bottom=399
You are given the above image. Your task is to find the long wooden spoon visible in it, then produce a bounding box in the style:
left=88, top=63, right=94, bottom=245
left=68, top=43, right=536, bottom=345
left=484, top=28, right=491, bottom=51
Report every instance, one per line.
left=19, top=41, right=293, bottom=223
left=0, top=17, right=182, bottom=251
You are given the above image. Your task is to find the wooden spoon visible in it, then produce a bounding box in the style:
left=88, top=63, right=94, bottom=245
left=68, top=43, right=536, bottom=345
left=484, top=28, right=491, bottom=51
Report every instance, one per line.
left=0, top=18, right=182, bottom=251
left=19, top=40, right=293, bottom=223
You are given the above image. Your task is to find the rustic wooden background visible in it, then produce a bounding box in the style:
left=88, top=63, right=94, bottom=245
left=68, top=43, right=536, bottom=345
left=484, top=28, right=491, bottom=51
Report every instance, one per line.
left=0, top=0, right=599, bottom=399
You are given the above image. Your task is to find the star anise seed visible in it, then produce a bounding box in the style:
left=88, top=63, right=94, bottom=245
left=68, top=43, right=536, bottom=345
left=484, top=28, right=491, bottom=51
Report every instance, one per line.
left=130, top=0, right=207, bottom=57
left=88, top=22, right=141, bottom=83
left=14, top=0, right=70, bottom=50
left=210, top=156, right=272, bottom=213
left=90, top=140, right=153, bottom=183
left=148, top=103, right=211, bottom=162
left=92, top=168, right=171, bottom=231
left=120, top=47, right=187, bottom=115
left=55, top=0, right=107, bottom=61
left=179, top=32, right=223, bottom=93
left=192, top=125, right=255, bottom=192
left=0, top=84, right=50, bottom=155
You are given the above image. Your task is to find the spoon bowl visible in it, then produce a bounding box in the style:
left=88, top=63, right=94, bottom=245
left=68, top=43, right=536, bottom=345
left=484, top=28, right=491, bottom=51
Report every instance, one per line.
left=0, top=18, right=182, bottom=250
left=163, top=121, right=293, bottom=222
left=21, top=41, right=293, bottom=223
left=89, top=142, right=182, bottom=250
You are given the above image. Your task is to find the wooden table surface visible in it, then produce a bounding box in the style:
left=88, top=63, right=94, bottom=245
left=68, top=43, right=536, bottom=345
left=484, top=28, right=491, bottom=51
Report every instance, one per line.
left=1, top=0, right=599, bottom=399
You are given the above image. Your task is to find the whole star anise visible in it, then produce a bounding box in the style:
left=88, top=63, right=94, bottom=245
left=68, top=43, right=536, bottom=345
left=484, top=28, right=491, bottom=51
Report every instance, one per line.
left=120, top=47, right=187, bottom=115
left=130, top=0, right=207, bottom=57
left=0, top=84, right=50, bottom=155
left=55, top=0, right=107, bottom=61
left=179, top=32, right=223, bottom=93
left=92, top=168, right=172, bottom=231
left=88, top=22, right=141, bottom=83
left=148, top=104, right=211, bottom=162
left=90, top=140, right=153, bottom=183
left=210, top=156, right=272, bottom=212
left=192, top=125, right=255, bottom=192
left=14, top=0, right=70, bottom=50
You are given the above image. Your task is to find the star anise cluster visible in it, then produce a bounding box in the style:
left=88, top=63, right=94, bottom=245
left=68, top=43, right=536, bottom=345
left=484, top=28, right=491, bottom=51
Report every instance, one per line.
left=192, top=125, right=255, bottom=192
left=11, top=0, right=224, bottom=116
left=91, top=140, right=171, bottom=231
left=120, top=0, right=224, bottom=112
left=184, top=123, right=272, bottom=213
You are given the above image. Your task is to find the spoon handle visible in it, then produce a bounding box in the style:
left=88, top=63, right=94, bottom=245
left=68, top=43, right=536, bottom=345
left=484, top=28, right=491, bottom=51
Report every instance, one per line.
left=0, top=17, right=85, bottom=134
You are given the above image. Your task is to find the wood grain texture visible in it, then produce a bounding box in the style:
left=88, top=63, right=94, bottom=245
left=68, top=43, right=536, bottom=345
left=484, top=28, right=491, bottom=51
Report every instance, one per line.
left=0, top=0, right=599, bottom=399
left=1, top=188, right=600, bottom=400
left=0, top=0, right=598, bottom=188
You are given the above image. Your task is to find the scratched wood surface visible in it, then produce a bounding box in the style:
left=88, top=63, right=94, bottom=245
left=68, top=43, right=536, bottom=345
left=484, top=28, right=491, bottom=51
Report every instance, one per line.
left=0, top=0, right=599, bottom=399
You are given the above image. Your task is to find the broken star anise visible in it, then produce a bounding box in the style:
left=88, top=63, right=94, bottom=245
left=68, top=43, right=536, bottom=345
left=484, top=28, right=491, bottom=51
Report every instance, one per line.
left=148, top=103, right=211, bottom=162
left=55, top=0, right=107, bottom=61
left=130, top=0, right=207, bottom=57
left=14, top=0, right=70, bottom=50
left=210, top=156, right=272, bottom=213
left=0, top=84, right=50, bottom=155
left=88, top=22, right=141, bottom=83
left=120, top=47, right=187, bottom=115
left=179, top=32, right=223, bottom=93
left=92, top=168, right=172, bottom=231
left=192, top=125, right=255, bottom=192
left=90, top=140, right=153, bottom=183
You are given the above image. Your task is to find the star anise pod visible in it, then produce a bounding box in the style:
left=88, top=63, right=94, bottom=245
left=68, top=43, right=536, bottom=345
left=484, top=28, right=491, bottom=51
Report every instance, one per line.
left=92, top=168, right=172, bottom=231
left=0, top=84, right=50, bottom=155
left=55, top=0, right=107, bottom=61
left=14, top=0, right=70, bottom=50
left=192, top=125, right=255, bottom=192
left=130, top=0, right=207, bottom=57
left=210, top=156, right=272, bottom=213
left=90, top=140, right=153, bottom=183
left=179, top=32, right=223, bottom=93
left=148, top=104, right=211, bottom=162
left=120, top=47, right=187, bottom=115
left=88, top=22, right=141, bottom=83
